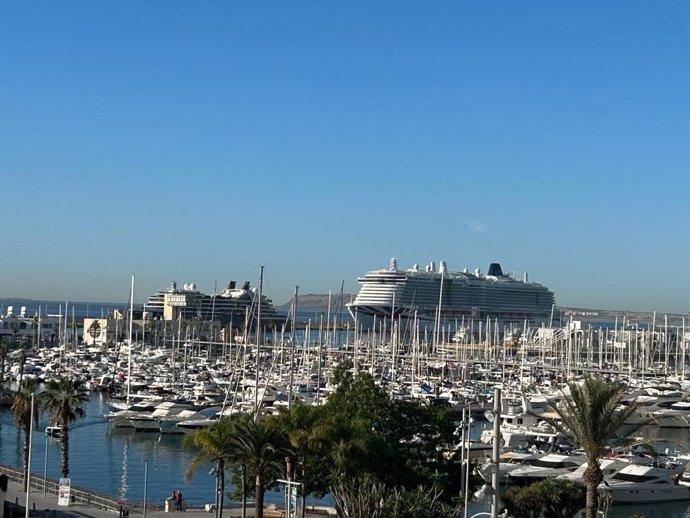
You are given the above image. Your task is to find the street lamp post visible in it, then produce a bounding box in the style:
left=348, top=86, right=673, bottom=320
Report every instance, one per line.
left=25, top=393, right=35, bottom=518
left=43, top=431, right=48, bottom=497
left=143, top=460, right=148, bottom=518
left=491, top=387, right=501, bottom=518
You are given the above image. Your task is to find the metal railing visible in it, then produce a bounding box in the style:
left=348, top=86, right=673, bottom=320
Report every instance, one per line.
left=0, top=464, right=165, bottom=513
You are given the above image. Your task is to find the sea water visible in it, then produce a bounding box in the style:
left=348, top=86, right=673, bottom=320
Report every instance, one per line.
left=0, top=393, right=279, bottom=509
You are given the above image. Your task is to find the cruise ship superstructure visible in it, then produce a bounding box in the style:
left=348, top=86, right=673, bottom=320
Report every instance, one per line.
left=144, top=281, right=278, bottom=329
left=347, top=258, right=555, bottom=330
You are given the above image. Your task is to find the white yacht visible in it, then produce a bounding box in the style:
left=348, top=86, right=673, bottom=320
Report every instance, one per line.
left=480, top=392, right=563, bottom=449
left=507, top=453, right=585, bottom=485
left=602, top=461, right=690, bottom=504
left=127, top=400, right=197, bottom=432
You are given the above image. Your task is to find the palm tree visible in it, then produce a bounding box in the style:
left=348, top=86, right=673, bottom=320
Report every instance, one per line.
left=229, top=416, right=289, bottom=518
left=268, top=405, right=328, bottom=518
left=16, top=346, right=27, bottom=384
left=12, top=379, right=39, bottom=492
left=544, top=375, right=640, bottom=518
left=41, top=377, right=89, bottom=477
left=183, top=417, right=239, bottom=518
left=9, top=321, right=20, bottom=347
left=31, top=316, right=39, bottom=348
left=0, top=338, right=9, bottom=383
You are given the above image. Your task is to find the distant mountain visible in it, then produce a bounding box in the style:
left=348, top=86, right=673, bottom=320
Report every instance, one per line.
left=278, top=293, right=354, bottom=311
left=560, top=306, right=689, bottom=323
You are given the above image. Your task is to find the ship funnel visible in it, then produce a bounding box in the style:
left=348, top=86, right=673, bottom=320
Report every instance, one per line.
left=439, top=261, right=447, bottom=274
left=389, top=258, right=398, bottom=271
left=430, top=261, right=436, bottom=272
left=488, top=263, right=503, bottom=277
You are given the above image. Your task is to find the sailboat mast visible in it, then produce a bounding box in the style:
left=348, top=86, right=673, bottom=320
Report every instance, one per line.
left=127, top=273, right=135, bottom=403
left=254, top=265, right=264, bottom=418
left=288, top=285, right=298, bottom=411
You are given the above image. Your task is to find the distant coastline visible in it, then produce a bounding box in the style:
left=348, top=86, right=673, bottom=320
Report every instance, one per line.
left=2, top=294, right=687, bottom=323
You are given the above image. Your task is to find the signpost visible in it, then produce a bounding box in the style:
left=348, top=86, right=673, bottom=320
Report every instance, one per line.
left=277, top=479, right=302, bottom=518
left=58, top=478, right=71, bottom=506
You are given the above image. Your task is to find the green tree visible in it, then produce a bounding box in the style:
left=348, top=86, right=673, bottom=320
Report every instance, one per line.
left=534, top=478, right=586, bottom=518
left=384, top=485, right=462, bottom=518
left=9, top=321, right=20, bottom=347
left=12, top=379, right=39, bottom=492
left=330, top=473, right=386, bottom=518
left=145, top=319, right=157, bottom=348
left=41, top=377, right=89, bottom=477
left=183, top=417, right=239, bottom=518
left=320, top=372, right=460, bottom=495
left=88, top=321, right=102, bottom=346
left=502, top=478, right=586, bottom=518
left=228, top=416, right=289, bottom=518
left=331, top=476, right=462, bottom=518
left=268, top=404, right=330, bottom=518
left=31, top=316, right=39, bottom=348
left=543, top=376, right=639, bottom=518
left=16, top=346, right=27, bottom=384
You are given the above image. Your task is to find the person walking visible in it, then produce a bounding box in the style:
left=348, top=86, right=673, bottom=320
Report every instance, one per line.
left=175, top=490, right=183, bottom=511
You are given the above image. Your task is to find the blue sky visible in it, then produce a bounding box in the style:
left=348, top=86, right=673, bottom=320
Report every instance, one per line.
left=1, top=2, right=689, bottom=312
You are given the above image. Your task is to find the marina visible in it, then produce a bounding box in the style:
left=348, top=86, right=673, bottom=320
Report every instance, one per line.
left=3, top=265, right=690, bottom=518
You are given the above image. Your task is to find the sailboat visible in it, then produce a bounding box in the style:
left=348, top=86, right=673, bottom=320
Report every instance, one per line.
left=107, top=274, right=138, bottom=429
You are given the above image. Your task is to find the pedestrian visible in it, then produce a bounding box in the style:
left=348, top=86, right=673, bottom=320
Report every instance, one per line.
left=175, top=490, right=183, bottom=511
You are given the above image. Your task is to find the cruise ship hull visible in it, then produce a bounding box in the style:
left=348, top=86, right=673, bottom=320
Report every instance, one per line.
left=348, top=304, right=551, bottom=331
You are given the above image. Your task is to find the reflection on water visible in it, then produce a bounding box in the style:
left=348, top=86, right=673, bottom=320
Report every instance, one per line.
left=119, top=433, right=129, bottom=500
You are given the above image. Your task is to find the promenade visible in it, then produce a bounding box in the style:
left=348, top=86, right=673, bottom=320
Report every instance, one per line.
left=0, top=467, right=334, bottom=518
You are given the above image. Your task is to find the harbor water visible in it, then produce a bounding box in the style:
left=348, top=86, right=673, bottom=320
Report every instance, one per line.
left=0, top=393, right=220, bottom=508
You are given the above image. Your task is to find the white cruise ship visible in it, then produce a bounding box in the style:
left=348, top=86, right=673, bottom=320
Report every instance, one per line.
left=347, top=258, right=555, bottom=330
left=144, top=281, right=278, bottom=329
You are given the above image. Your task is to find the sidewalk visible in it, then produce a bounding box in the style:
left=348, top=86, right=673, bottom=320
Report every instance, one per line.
left=3, top=481, right=335, bottom=518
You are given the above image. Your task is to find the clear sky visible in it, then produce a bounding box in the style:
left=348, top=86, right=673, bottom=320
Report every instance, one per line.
left=1, top=2, right=689, bottom=312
